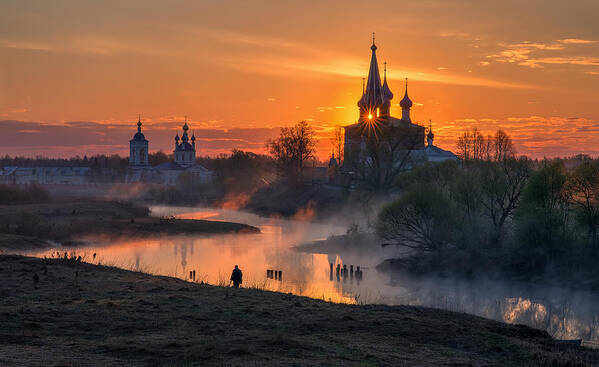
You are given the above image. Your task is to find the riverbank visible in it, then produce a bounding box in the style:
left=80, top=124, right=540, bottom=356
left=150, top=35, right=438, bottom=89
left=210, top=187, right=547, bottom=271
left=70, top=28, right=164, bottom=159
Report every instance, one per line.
left=0, top=200, right=259, bottom=251
left=1, top=255, right=597, bottom=366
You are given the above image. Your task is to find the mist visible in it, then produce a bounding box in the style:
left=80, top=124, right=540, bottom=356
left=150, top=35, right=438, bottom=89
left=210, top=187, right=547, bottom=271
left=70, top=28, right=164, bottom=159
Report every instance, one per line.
left=19, top=204, right=599, bottom=342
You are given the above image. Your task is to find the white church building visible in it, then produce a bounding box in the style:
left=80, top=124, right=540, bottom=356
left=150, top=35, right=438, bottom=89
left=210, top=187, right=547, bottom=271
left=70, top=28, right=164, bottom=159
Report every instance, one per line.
left=126, top=117, right=213, bottom=185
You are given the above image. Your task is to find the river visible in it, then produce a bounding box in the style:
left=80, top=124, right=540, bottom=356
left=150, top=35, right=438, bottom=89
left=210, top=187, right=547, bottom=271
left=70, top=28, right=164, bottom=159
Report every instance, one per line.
left=25, top=206, right=599, bottom=342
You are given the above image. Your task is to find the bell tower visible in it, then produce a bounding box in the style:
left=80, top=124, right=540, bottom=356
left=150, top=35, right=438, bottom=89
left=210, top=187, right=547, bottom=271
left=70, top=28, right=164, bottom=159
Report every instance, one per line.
left=129, top=115, right=149, bottom=167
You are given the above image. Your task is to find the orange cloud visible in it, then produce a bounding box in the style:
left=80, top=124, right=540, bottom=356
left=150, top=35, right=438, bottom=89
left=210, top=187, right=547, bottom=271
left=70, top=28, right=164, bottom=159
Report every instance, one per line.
left=489, top=39, right=599, bottom=68
left=558, top=39, right=597, bottom=44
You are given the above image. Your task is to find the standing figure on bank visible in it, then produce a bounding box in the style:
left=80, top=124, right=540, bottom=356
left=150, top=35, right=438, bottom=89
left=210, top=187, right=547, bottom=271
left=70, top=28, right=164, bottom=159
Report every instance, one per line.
left=230, top=265, right=243, bottom=288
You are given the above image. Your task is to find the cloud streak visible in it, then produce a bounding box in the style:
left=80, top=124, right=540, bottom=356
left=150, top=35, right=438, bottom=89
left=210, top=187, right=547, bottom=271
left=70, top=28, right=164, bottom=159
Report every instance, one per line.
left=3, top=117, right=599, bottom=160
left=0, top=36, right=164, bottom=56
left=188, top=28, right=535, bottom=89
left=489, top=39, right=599, bottom=68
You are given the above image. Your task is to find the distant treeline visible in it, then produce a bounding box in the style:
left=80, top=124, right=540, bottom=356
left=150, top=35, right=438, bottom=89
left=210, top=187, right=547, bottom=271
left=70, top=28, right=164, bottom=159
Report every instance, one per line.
left=0, top=184, right=50, bottom=205
left=377, top=129, right=599, bottom=286
left=146, top=150, right=276, bottom=205
left=0, top=153, right=171, bottom=169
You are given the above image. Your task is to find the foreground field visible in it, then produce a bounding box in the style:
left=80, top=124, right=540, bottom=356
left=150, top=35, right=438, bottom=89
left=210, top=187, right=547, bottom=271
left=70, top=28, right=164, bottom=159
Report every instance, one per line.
left=1, top=255, right=598, bottom=366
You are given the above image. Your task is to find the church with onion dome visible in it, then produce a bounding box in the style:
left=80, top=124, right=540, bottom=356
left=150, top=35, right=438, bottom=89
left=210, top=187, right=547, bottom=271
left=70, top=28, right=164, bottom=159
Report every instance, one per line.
left=126, top=117, right=213, bottom=185
left=341, top=36, right=456, bottom=173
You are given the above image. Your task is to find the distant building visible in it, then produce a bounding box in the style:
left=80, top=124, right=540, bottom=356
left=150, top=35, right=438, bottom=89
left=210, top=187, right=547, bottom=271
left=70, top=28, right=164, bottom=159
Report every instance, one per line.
left=127, top=116, right=154, bottom=182
left=418, top=122, right=458, bottom=163
left=126, top=118, right=214, bottom=185
left=0, top=166, right=91, bottom=185
left=342, top=37, right=456, bottom=172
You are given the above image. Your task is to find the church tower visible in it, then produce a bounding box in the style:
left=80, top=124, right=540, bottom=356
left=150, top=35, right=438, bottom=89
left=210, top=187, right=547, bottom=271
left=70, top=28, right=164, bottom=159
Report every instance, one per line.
left=357, top=34, right=393, bottom=123
left=427, top=120, right=435, bottom=147
left=400, top=78, right=413, bottom=123
left=173, top=117, right=196, bottom=168
left=129, top=116, right=149, bottom=167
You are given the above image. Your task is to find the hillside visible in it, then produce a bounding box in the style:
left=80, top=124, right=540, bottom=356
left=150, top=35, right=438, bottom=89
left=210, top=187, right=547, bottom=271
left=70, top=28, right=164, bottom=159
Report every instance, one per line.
left=1, top=255, right=597, bottom=366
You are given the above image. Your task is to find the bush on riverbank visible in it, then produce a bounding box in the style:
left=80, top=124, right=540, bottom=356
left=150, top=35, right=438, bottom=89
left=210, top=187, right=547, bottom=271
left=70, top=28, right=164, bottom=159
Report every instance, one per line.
left=377, top=157, right=599, bottom=287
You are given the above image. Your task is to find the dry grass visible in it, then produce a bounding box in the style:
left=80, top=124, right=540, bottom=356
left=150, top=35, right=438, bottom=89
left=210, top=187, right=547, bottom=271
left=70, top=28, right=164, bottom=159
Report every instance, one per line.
left=1, top=254, right=598, bottom=367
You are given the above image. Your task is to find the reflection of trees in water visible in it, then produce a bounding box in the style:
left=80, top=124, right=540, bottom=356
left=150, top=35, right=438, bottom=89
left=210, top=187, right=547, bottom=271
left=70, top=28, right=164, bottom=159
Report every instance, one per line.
left=172, top=237, right=194, bottom=270
left=390, top=277, right=599, bottom=341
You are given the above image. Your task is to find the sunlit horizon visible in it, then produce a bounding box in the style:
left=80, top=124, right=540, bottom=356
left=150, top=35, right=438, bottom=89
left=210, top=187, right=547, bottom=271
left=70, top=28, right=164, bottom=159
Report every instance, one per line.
left=2, top=0, right=599, bottom=160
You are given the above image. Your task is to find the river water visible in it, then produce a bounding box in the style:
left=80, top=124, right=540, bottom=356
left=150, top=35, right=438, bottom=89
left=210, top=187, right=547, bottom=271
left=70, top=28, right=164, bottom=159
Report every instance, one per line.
left=25, top=206, right=599, bottom=342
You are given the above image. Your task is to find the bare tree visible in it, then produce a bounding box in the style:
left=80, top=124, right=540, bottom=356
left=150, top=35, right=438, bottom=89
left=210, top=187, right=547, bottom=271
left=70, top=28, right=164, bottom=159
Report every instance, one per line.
left=377, top=184, right=457, bottom=253
left=567, top=162, right=599, bottom=265
left=267, top=121, right=316, bottom=185
left=493, top=130, right=516, bottom=162
left=346, top=124, right=420, bottom=190
left=478, top=157, right=532, bottom=243
left=457, top=128, right=516, bottom=162
left=457, top=128, right=487, bottom=160
left=329, top=125, right=344, bottom=165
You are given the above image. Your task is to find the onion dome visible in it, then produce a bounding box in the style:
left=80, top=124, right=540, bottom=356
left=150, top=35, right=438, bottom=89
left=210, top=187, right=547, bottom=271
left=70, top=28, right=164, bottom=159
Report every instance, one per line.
left=399, top=78, right=412, bottom=109
left=381, top=62, right=393, bottom=101
left=427, top=121, right=435, bottom=146
left=132, top=132, right=145, bottom=141
left=191, top=134, right=196, bottom=142
left=181, top=119, right=189, bottom=142
left=427, top=129, right=434, bottom=141
left=132, top=117, right=146, bottom=141
left=175, top=134, right=180, bottom=142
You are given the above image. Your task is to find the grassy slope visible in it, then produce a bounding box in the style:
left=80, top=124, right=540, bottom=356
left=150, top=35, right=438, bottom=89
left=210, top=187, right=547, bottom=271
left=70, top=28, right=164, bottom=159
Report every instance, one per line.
left=1, top=255, right=598, bottom=366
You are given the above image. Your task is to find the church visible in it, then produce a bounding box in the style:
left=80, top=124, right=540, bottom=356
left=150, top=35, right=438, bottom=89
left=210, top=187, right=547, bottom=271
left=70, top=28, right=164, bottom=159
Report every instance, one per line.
left=342, top=37, right=456, bottom=172
left=126, top=118, right=213, bottom=185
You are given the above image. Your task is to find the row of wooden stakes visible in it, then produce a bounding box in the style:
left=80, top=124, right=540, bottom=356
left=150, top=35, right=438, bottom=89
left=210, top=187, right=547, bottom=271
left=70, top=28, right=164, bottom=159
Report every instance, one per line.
left=266, top=269, right=283, bottom=281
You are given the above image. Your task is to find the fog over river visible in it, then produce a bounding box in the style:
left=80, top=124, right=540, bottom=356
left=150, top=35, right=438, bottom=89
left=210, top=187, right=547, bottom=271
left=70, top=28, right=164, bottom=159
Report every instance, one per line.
left=26, top=206, right=599, bottom=342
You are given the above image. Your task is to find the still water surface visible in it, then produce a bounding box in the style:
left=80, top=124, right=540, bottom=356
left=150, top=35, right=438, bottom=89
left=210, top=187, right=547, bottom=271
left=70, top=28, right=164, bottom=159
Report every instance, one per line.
left=26, top=206, right=599, bottom=342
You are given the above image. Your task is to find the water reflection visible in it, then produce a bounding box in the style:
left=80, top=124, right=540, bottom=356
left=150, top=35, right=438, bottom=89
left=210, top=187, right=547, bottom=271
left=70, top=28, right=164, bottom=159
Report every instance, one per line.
left=24, top=206, right=599, bottom=342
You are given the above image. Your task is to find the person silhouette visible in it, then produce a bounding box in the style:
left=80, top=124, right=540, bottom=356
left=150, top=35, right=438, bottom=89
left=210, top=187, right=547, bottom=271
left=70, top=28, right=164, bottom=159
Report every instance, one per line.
left=230, top=265, right=243, bottom=288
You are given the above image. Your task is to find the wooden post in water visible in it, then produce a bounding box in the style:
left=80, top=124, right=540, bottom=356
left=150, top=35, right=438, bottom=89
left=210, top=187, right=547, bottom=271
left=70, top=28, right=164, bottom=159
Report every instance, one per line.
left=335, top=264, right=340, bottom=281
left=192, top=270, right=196, bottom=281
left=274, top=270, right=278, bottom=280
left=342, top=265, right=348, bottom=282
left=189, top=271, right=193, bottom=280
left=350, top=265, right=354, bottom=278
left=278, top=271, right=282, bottom=281
left=329, top=263, right=333, bottom=280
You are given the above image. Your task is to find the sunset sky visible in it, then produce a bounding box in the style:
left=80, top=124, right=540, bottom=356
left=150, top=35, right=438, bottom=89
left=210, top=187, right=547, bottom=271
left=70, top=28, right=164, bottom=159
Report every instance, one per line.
left=1, top=0, right=599, bottom=159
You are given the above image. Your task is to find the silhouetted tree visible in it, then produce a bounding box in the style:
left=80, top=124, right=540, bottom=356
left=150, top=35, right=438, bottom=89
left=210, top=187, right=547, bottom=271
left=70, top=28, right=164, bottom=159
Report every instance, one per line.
left=345, top=124, right=421, bottom=190
left=493, top=130, right=516, bottom=161
left=478, top=157, right=532, bottom=243
left=567, top=161, right=599, bottom=266
left=515, top=161, right=571, bottom=272
left=329, top=125, right=343, bottom=165
left=377, top=184, right=459, bottom=255
left=457, top=129, right=516, bottom=162
left=267, top=121, right=316, bottom=185
left=148, top=151, right=171, bottom=166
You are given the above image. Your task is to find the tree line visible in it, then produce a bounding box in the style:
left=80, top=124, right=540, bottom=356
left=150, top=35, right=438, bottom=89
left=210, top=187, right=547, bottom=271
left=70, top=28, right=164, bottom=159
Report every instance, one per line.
left=377, top=129, right=599, bottom=284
